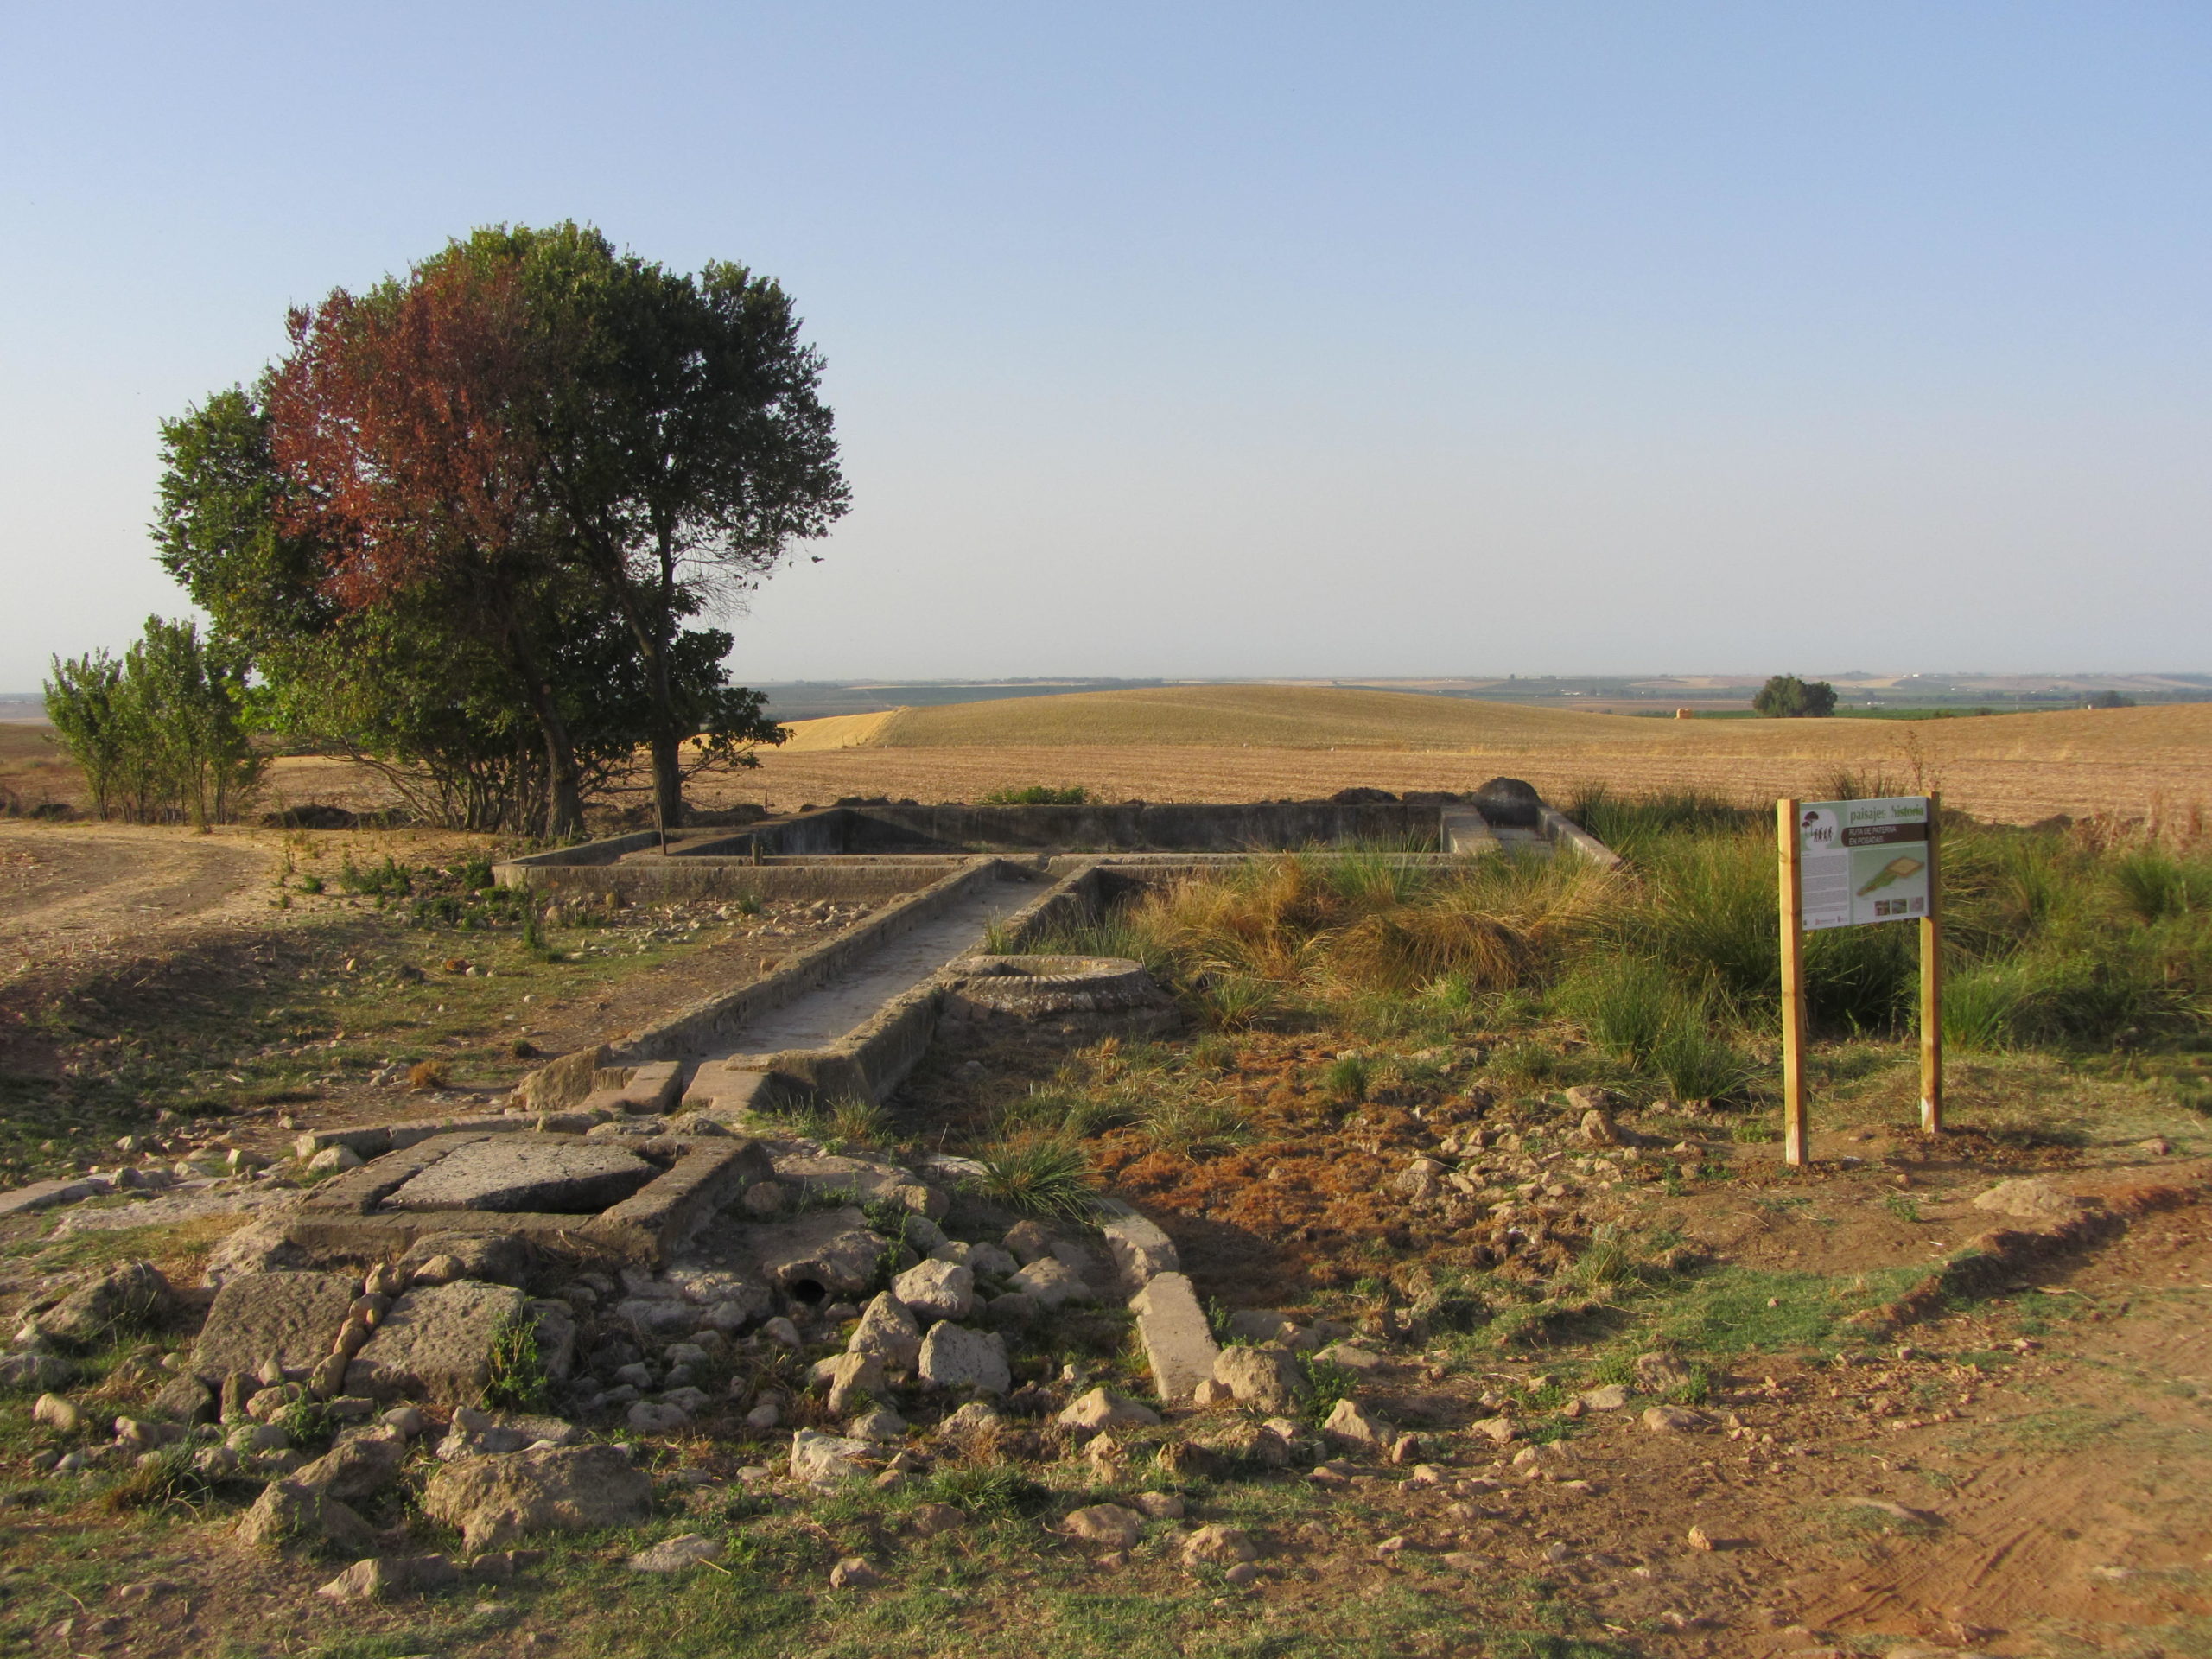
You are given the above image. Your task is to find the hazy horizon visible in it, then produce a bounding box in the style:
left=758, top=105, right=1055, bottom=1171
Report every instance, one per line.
left=6, top=4, right=2211, bottom=689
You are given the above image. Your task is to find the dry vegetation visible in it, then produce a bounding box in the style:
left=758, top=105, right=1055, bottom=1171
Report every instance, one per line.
left=741, top=688, right=2212, bottom=827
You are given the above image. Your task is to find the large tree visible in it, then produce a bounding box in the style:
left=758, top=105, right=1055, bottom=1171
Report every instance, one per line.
left=264, top=254, right=595, bottom=835
left=454, top=224, right=847, bottom=827
left=156, top=224, right=836, bottom=836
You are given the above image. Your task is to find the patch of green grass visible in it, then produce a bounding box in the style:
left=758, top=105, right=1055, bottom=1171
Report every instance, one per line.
left=1642, top=1266, right=1923, bottom=1358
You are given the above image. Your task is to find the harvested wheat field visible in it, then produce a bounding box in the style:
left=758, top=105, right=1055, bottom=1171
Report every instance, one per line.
left=718, top=686, right=2212, bottom=826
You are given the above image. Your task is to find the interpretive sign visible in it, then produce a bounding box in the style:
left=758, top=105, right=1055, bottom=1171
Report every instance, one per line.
left=1794, top=796, right=1933, bottom=931
left=1777, top=793, right=1944, bottom=1166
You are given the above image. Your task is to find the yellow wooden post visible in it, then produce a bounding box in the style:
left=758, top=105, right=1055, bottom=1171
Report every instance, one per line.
left=1920, top=791, right=1943, bottom=1133
left=1777, top=798, right=1808, bottom=1167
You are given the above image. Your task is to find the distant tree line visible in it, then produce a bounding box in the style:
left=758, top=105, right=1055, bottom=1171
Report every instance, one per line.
left=48, top=223, right=848, bottom=836
left=1753, top=675, right=1837, bottom=718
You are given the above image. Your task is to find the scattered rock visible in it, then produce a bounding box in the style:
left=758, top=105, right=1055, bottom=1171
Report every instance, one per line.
left=916, top=1323, right=1009, bottom=1394
left=315, top=1554, right=460, bottom=1601
left=1132, top=1491, right=1185, bottom=1518
left=1579, top=1383, right=1631, bottom=1411
left=1321, top=1397, right=1389, bottom=1449
left=399, top=1231, right=532, bottom=1288
left=1008, top=1258, right=1093, bottom=1310
left=1471, top=1414, right=1517, bottom=1444
left=238, top=1479, right=378, bottom=1552
left=791, top=1429, right=875, bottom=1487
left=1212, top=1346, right=1306, bottom=1413
left=306, top=1146, right=365, bottom=1174
left=823, top=1351, right=886, bottom=1416
left=829, top=1556, right=883, bottom=1590
left=421, top=1444, right=654, bottom=1550
left=1972, top=1178, right=2088, bottom=1224
left=1642, top=1405, right=1710, bottom=1434
left=847, top=1292, right=923, bottom=1371
left=383, top=1138, right=659, bottom=1214
left=1062, top=1503, right=1146, bottom=1548
left=890, top=1260, right=976, bottom=1321
left=1056, top=1387, right=1161, bottom=1433
left=1184, top=1524, right=1261, bottom=1567
left=1687, top=1525, right=1715, bottom=1551
left=33, top=1392, right=80, bottom=1431
left=628, top=1533, right=725, bottom=1572
left=747, top=1209, right=887, bottom=1298
left=36, top=1262, right=174, bottom=1350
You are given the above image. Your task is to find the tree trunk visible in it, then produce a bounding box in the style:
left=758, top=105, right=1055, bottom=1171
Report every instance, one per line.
left=509, top=626, right=585, bottom=839
left=641, top=623, right=682, bottom=831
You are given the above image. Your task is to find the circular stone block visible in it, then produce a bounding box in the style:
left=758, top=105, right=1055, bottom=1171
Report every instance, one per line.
left=380, top=1138, right=659, bottom=1215
left=945, top=957, right=1163, bottom=1018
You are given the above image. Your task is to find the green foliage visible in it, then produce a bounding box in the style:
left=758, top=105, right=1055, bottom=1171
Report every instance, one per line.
left=978, top=785, right=1090, bottom=804
left=1323, top=1054, right=1371, bottom=1102
left=483, top=1310, right=550, bottom=1410
left=150, top=219, right=842, bottom=834
left=43, top=617, right=264, bottom=825
left=1297, top=1355, right=1357, bottom=1429
left=826, top=1095, right=893, bottom=1151
left=1752, top=674, right=1838, bottom=718
left=968, top=1135, right=1100, bottom=1220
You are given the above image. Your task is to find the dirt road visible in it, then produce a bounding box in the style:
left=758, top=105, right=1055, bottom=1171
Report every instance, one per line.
left=0, top=824, right=278, bottom=985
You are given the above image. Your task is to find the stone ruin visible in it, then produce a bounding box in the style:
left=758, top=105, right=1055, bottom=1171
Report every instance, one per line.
left=0, top=780, right=1618, bottom=1587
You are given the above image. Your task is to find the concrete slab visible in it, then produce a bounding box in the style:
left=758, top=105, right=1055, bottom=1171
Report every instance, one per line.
left=379, top=1139, right=658, bottom=1216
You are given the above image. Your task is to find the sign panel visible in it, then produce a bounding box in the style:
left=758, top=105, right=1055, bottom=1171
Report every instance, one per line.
left=1794, top=796, right=1932, bottom=931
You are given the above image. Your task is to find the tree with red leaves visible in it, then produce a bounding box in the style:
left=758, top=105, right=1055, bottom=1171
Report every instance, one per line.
left=266, top=255, right=592, bottom=836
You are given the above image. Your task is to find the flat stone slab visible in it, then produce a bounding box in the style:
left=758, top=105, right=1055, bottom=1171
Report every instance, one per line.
left=193, top=1270, right=361, bottom=1382
left=344, top=1280, right=531, bottom=1404
left=1129, top=1272, right=1219, bottom=1404
left=380, top=1139, right=658, bottom=1215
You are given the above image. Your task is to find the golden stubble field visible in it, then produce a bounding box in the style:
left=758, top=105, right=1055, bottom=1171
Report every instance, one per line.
left=731, top=686, right=2212, bottom=826
left=8, top=686, right=2209, bottom=826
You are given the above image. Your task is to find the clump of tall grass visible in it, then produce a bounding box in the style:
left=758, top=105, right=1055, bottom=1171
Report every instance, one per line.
left=968, top=1135, right=1100, bottom=1219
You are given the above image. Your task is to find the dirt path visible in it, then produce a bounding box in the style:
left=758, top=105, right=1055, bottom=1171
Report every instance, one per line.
left=0, top=824, right=278, bottom=985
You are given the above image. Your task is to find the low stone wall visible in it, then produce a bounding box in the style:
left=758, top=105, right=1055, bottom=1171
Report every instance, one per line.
left=729, top=800, right=1449, bottom=855
left=493, top=854, right=961, bottom=904
left=607, top=858, right=1024, bottom=1066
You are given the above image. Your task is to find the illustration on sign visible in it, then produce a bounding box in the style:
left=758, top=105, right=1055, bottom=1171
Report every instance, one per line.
left=1796, top=797, right=1931, bottom=931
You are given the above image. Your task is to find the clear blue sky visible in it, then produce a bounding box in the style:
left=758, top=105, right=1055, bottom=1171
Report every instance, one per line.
left=4, top=3, right=2209, bottom=687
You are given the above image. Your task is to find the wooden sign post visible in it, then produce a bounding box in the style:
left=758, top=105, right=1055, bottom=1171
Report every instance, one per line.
left=1777, top=792, right=1943, bottom=1166
left=1777, top=799, right=1809, bottom=1166
left=1919, top=794, right=1943, bottom=1133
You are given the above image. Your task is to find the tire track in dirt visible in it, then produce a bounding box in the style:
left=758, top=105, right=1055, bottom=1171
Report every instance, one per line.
left=1789, top=1227, right=2212, bottom=1648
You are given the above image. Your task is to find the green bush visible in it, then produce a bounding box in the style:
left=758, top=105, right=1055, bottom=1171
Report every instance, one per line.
left=44, top=616, right=264, bottom=825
